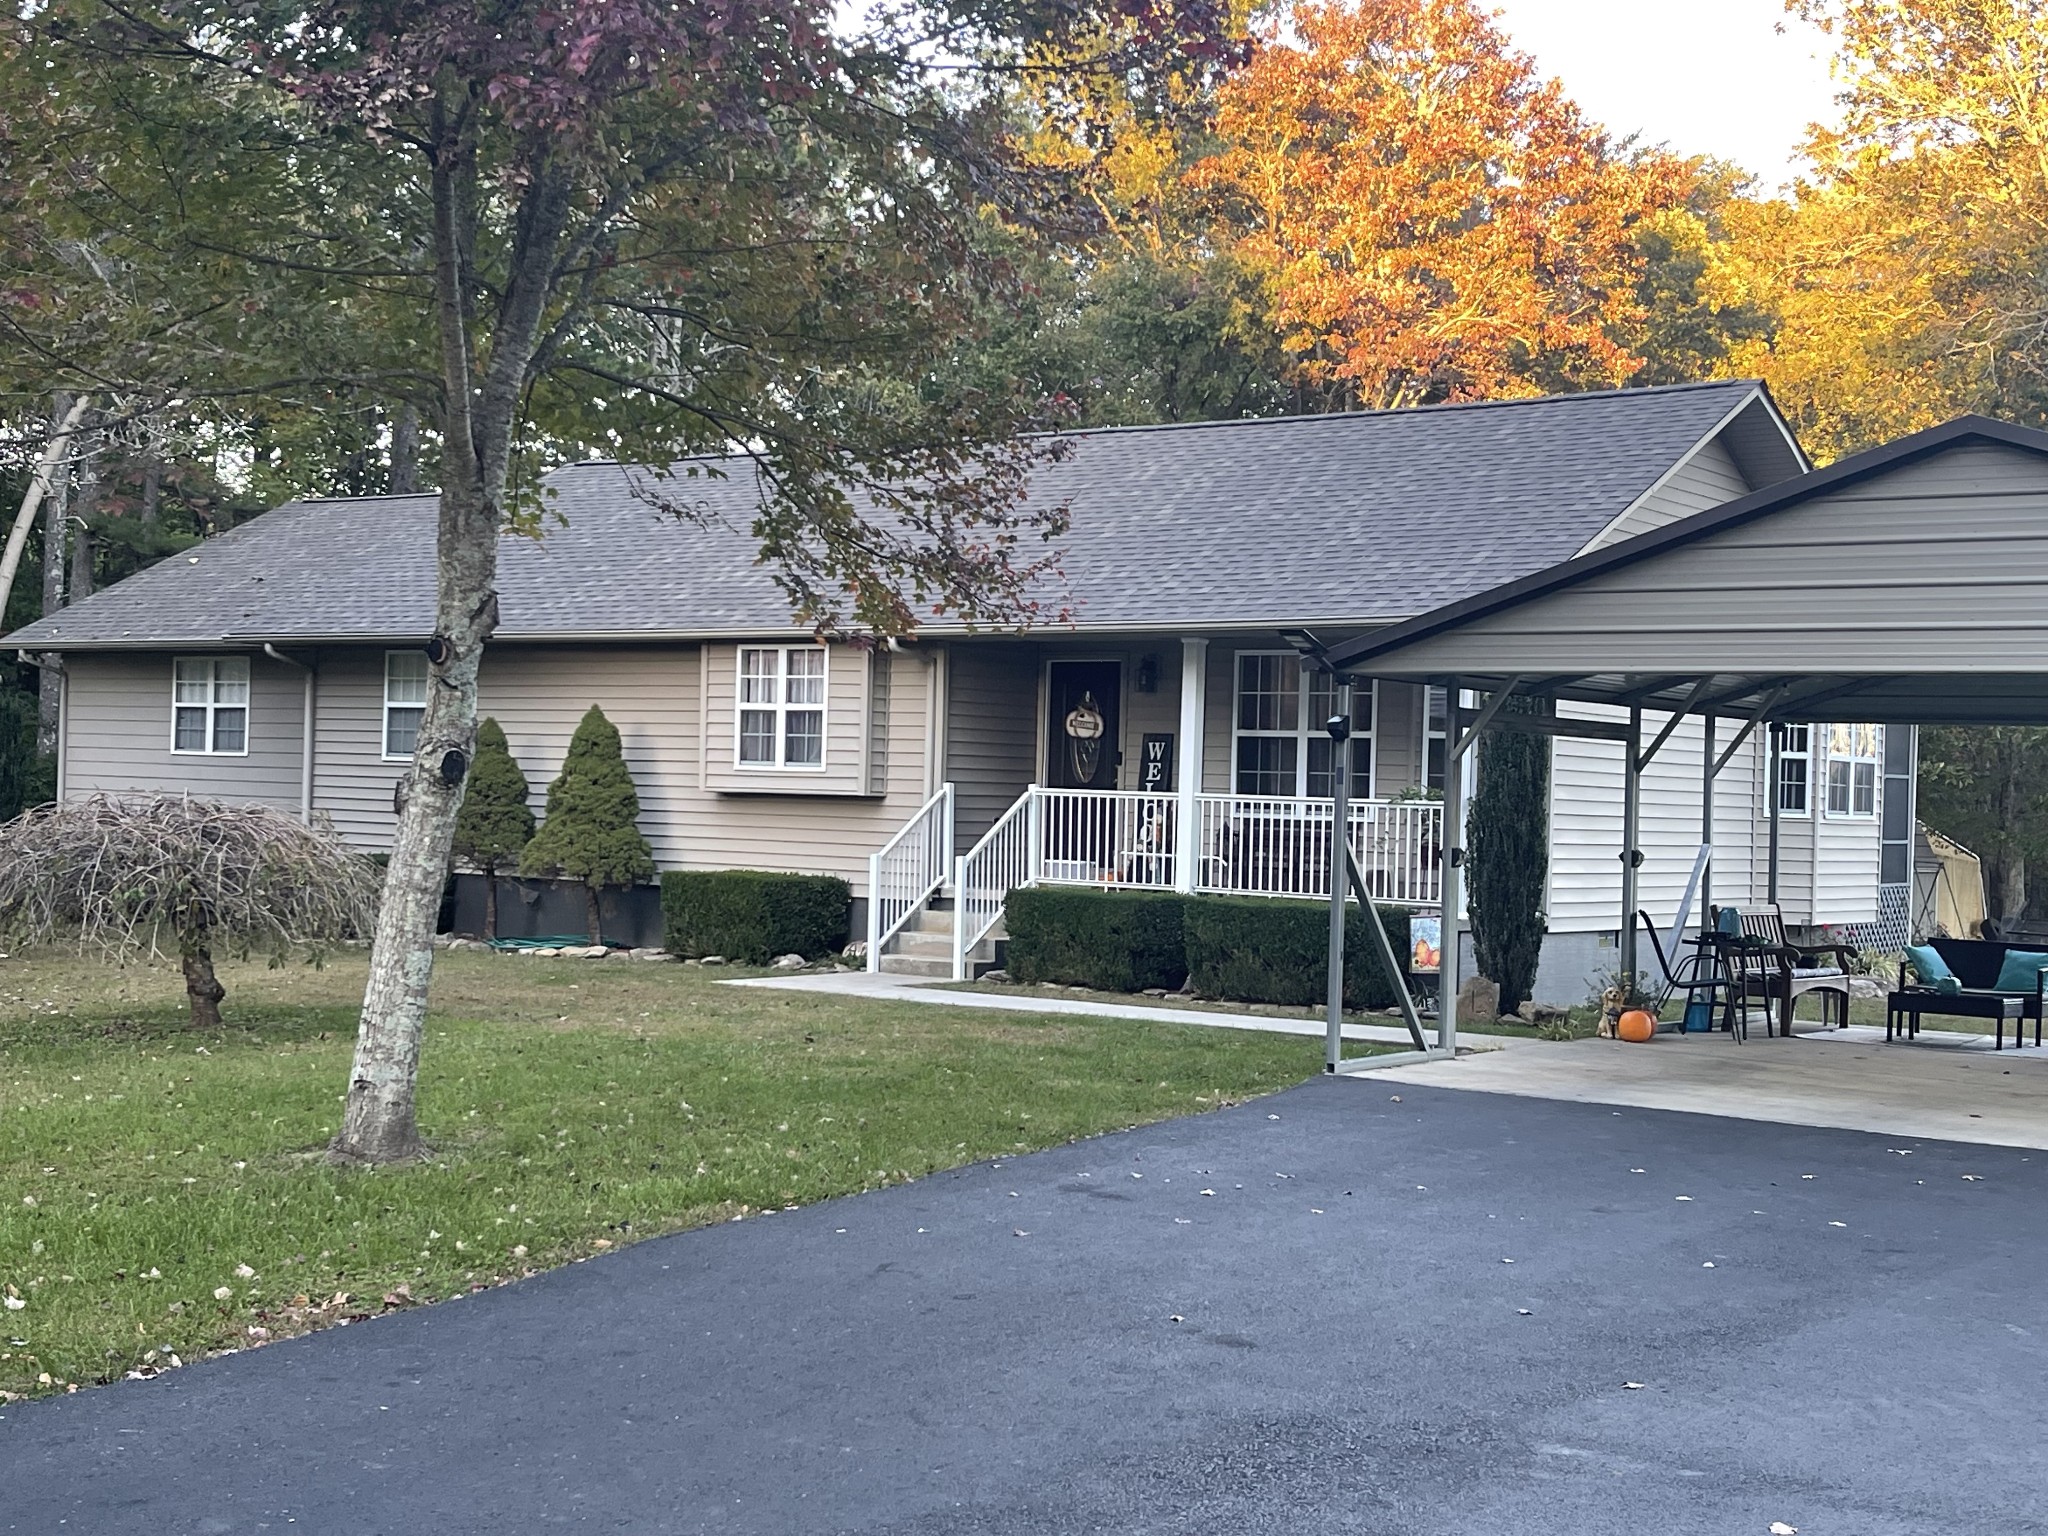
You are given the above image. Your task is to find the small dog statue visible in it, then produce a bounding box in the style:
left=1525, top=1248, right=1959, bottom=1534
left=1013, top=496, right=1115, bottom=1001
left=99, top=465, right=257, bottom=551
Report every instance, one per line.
left=1597, top=984, right=1626, bottom=1039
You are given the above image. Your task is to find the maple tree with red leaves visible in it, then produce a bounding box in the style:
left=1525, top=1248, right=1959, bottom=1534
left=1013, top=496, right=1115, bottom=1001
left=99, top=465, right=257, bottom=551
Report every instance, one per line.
left=1189, top=0, right=1687, bottom=409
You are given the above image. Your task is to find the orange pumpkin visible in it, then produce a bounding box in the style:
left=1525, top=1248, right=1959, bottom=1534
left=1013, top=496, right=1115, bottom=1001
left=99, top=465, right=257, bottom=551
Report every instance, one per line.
left=1617, top=1009, right=1657, bottom=1043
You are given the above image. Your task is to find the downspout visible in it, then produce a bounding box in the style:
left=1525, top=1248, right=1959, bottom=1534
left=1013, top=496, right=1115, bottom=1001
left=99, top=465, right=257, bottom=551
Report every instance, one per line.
left=263, top=644, right=315, bottom=823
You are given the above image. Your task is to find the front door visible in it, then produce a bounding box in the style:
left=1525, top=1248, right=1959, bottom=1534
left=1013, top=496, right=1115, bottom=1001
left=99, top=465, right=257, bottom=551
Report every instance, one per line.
left=1045, top=660, right=1122, bottom=789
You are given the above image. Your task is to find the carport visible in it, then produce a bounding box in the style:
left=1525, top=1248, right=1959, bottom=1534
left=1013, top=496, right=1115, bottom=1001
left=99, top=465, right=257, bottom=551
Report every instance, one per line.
left=1304, top=415, right=2048, bottom=1069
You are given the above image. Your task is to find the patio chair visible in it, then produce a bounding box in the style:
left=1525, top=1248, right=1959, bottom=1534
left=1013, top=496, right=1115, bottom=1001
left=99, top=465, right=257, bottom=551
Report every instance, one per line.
left=1636, top=910, right=1731, bottom=1037
left=1710, top=904, right=1853, bottom=1036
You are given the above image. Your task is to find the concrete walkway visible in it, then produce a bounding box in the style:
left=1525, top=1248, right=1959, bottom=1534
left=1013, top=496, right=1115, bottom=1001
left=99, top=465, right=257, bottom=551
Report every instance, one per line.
left=726, top=968, right=1462, bottom=1049
left=1370, top=1024, right=2048, bottom=1150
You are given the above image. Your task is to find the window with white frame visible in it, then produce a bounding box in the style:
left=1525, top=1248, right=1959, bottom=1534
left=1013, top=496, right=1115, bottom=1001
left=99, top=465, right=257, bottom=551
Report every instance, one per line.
left=383, top=651, right=430, bottom=759
left=1824, top=723, right=1881, bottom=818
left=1776, top=723, right=1811, bottom=816
left=1423, top=685, right=1448, bottom=794
left=1232, top=652, right=1373, bottom=798
left=737, top=646, right=826, bottom=768
left=172, top=656, right=249, bottom=754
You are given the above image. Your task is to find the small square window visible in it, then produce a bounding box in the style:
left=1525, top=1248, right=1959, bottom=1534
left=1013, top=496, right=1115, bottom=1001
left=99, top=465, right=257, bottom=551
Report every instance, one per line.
left=735, top=647, right=827, bottom=769
left=170, top=657, right=251, bottom=756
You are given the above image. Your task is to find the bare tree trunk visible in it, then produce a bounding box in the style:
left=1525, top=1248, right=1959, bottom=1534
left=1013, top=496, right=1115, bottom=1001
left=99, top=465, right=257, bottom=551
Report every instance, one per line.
left=483, top=864, right=499, bottom=939
left=331, top=126, right=572, bottom=1165
left=586, top=883, right=603, bottom=947
left=181, top=930, right=226, bottom=1030
left=37, top=395, right=71, bottom=757
left=0, top=394, right=90, bottom=631
left=391, top=402, right=421, bottom=494
left=1998, top=744, right=2029, bottom=925
left=140, top=456, right=162, bottom=526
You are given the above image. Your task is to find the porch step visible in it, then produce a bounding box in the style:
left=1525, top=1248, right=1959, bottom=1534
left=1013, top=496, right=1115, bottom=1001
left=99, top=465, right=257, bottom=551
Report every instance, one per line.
left=878, top=953, right=955, bottom=978
left=891, top=929, right=955, bottom=959
left=901, top=906, right=955, bottom=935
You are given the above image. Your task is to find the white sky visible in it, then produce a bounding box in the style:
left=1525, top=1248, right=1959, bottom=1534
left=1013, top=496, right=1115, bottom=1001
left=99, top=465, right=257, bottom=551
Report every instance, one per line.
left=1486, top=0, right=1842, bottom=188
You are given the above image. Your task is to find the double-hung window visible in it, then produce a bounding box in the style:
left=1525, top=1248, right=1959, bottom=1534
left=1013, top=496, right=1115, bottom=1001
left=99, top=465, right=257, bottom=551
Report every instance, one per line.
left=1423, top=685, right=1449, bottom=794
left=172, top=657, right=249, bottom=755
left=1232, top=652, right=1373, bottom=798
left=1776, top=724, right=1811, bottom=816
left=1824, top=723, right=1881, bottom=818
left=383, top=651, right=430, bottom=759
left=737, top=646, right=826, bottom=768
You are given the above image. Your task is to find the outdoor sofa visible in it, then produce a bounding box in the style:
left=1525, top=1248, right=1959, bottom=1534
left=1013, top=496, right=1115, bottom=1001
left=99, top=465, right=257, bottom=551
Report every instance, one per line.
left=1890, top=936, right=2048, bottom=1050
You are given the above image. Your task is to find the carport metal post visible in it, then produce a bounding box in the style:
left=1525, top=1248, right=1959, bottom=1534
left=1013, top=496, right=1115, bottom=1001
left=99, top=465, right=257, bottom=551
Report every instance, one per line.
left=1325, top=682, right=1351, bottom=1071
left=1620, top=707, right=1642, bottom=985
left=1439, top=676, right=1465, bottom=1055
left=1701, top=710, right=1714, bottom=926
left=1768, top=723, right=1784, bottom=903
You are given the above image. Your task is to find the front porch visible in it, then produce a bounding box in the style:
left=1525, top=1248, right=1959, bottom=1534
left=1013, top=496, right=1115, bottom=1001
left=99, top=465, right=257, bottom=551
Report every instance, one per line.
left=868, top=783, right=1444, bottom=978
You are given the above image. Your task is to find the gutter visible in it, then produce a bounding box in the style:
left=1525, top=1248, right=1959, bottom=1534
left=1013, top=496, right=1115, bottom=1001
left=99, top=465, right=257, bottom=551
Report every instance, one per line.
left=262, top=643, right=316, bottom=824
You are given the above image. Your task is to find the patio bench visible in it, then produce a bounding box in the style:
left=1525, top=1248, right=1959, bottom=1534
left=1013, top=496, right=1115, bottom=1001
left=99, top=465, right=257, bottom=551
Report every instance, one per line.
left=1889, top=937, right=2048, bottom=1050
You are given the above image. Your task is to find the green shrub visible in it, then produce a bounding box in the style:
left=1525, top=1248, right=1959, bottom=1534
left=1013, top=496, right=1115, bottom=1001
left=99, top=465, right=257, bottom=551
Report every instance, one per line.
left=1005, top=887, right=1186, bottom=991
left=661, top=870, right=851, bottom=963
left=1182, top=894, right=1411, bottom=1009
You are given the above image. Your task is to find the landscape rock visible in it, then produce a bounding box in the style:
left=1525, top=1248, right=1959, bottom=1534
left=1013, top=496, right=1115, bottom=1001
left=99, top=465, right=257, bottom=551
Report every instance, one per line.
left=841, top=941, right=868, bottom=960
left=1455, top=975, right=1501, bottom=1022
left=630, top=948, right=670, bottom=962
left=1522, top=1001, right=1570, bottom=1024
left=1848, top=975, right=1886, bottom=1000
left=605, top=948, right=636, bottom=960
left=700, top=955, right=728, bottom=966
left=530, top=947, right=563, bottom=958
left=1142, top=988, right=1169, bottom=998
left=771, top=953, right=807, bottom=970
left=981, top=969, right=1009, bottom=982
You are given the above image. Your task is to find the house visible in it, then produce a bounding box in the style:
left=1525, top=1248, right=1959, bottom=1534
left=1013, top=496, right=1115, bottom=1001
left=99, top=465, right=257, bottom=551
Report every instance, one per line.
left=7, top=379, right=1901, bottom=1002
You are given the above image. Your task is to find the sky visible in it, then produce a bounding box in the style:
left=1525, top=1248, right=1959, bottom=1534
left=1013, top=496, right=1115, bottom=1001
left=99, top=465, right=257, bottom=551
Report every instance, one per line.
left=1485, top=0, right=1842, bottom=188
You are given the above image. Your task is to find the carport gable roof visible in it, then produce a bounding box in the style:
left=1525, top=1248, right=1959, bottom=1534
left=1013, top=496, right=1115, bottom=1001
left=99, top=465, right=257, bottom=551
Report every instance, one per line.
left=7, top=379, right=1789, bottom=649
left=1323, top=415, right=2048, bottom=725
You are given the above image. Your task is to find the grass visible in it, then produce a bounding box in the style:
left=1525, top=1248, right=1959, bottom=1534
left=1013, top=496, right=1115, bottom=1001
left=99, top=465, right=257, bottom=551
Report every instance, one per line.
left=0, top=950, right=1320, bottom=1401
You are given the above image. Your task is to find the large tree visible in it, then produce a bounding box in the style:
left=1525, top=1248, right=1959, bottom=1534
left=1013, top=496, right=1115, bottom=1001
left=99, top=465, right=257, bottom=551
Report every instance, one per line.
left=9, top=0, right=1240, bottom=1162
left=1187, top=0, right=1687, bottom=409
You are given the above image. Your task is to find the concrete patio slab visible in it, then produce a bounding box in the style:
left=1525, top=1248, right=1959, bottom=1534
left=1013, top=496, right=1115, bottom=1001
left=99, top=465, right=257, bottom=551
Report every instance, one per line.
left=1368, top=1024, right=2048, bottom=1149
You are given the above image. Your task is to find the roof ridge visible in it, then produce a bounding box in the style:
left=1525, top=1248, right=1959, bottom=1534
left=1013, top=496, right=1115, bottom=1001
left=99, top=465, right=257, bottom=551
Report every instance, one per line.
left=532, top=380, right=1766, bottom=471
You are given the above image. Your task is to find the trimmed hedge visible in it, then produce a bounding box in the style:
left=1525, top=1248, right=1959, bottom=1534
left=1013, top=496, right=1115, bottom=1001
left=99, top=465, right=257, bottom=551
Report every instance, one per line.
left=1182, top=894, right=1412, bottom=1010
left=660, top=870, right=851, bottom=962
left=1006, top=887, right=1187, bottom=991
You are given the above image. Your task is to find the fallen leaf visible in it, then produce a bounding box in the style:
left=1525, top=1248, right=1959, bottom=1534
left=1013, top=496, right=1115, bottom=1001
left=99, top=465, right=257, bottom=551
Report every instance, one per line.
left=1012, top=1229, right=1029, bottom=1237
left=1517, top=1309, right=1532, bottom=1316
left=1623, top=1381, right=1645, bottom=1390
left=1168, top=1315, right=1183, bottom=1323
left=1199, top=1189, right=1215, bottom=1197
left=1702, top=1262, right=1716, bottom=1268
left=1962, top=1175, right=1983, bottom=1182
left=1769, top=1524, right=1799, bottom=1535
left=1828, top=1221, right=1847, bottom=1228
left=1675, top=1196, right=1694, bottom=1202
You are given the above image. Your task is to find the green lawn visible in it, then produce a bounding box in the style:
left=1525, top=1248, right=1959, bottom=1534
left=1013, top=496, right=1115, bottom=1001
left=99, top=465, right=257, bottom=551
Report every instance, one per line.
left=1, top=951, right=1319, bottom=1401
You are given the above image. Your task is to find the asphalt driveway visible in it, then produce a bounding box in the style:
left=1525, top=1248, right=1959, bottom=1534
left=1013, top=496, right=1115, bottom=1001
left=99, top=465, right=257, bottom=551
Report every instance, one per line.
left=4, top=1077, right=2043, bottom=1535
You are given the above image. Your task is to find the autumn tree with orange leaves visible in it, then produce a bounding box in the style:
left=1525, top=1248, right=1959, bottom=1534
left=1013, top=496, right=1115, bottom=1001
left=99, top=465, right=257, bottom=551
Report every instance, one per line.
left=1189, top=0, right=1689, bottom=409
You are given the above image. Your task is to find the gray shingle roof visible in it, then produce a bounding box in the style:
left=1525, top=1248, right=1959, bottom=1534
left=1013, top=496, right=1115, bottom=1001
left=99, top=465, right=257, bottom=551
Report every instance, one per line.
left=9, top=380, right=1778, bottom=648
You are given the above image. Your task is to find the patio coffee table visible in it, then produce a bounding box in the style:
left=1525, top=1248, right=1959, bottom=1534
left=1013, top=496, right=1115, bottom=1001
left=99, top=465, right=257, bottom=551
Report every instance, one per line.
left=1886, top=989, right=2030, bottom=1049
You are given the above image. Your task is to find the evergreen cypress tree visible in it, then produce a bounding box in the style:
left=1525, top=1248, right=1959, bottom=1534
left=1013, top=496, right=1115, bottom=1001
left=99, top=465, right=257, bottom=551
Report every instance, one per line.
left=450, top=718, right=534, bottom=939
left=519, top=705, right=654, bottom=944
left=1467, top=693, right=1551, bottom=1016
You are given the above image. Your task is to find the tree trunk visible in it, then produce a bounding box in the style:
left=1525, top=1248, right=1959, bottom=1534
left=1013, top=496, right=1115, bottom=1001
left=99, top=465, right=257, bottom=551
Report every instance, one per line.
left=181, top=930, right=226, bottom=1030
left=140, top=456, right=162, bottom=526
left=331, top=122, right=574, bottom=1166
left=391, top=403, right=421, bottom=494
left=483, top=863, right=499, bottom=940
left=1998, top=745, right=2028, bottom=925
left=0, top=394, right=90, bottom=633
left=586, top=883, right=603, bottom=947
left=37, top=395, right=70, bottom=757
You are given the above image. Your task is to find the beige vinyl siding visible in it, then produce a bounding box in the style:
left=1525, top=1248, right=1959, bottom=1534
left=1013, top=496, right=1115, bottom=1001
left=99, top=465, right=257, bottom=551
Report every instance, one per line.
left=1361, top=444, right=2048, bottom=674
left=1373, top=680, right=1424, bottom=793
left=701, top=641, right=875, bottom=796
left=1546, top=702, right=1782, bottom=934
left=1583, top=436, right=1750, bottom=551
left=62, top=652, right=303, bottom=812
left=314, top=649, right=408, bottom=846
left=944, top=642, right=1040, bottom=848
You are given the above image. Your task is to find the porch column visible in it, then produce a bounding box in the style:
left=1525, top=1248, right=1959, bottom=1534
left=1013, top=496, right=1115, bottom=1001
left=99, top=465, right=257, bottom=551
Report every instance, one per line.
left=1768, top=723, right=1783, bottom=903
left=1700, top=710, right=1714, bottom=928
left=1175, top=638, right=1207, bottom=894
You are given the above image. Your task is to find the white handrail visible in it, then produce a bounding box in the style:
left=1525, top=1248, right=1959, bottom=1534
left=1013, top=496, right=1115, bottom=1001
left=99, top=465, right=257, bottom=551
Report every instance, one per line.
left=953, top=785, right=1036, bottom=980
left=866, top=782, right=954, bottom=972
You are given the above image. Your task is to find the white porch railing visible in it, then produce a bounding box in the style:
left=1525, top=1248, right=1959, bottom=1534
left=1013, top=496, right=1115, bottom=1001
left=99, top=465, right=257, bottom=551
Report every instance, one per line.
left=866, top=782, right=954, bottom=972
left=932, top=786, right=1444, bottom=979
left=953, top=787, right=1036, bottom=980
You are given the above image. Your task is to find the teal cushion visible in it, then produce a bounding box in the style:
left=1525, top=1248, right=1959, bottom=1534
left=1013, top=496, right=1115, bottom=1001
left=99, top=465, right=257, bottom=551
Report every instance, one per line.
left=1903, top=944, right=1953, bottom=986
left=1994, top=949, right=2048, bottom=993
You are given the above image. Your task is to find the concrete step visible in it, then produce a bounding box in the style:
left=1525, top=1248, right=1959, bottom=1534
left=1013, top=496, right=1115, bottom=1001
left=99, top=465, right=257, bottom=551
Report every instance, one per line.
left=879, top=954, right=954, bottom=978
left=902, top=906, right=955, bottom=935
left=891, top=930, right=954, bottom=958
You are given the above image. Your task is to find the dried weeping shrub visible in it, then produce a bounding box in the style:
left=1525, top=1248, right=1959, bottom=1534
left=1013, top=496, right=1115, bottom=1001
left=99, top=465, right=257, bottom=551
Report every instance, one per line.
left=0, top=794, right=381, bottom=1027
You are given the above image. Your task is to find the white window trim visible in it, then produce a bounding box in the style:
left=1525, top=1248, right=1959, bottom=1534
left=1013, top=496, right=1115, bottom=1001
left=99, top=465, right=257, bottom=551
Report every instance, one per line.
left=1229, top=650, right=1377, bottom=800
left=734, top=644, right=829, bottom=772
left=382, top=650, right=430, bottom=762
left=1822, top=722, right=1882, bottom=821
left=169, top=656, right=251, bottom=758
left=1775, top=723, right=1812, bottom=820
